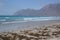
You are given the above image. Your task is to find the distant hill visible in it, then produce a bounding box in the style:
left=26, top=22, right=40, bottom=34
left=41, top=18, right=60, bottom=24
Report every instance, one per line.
left=14, top=4, right=60, bottom=16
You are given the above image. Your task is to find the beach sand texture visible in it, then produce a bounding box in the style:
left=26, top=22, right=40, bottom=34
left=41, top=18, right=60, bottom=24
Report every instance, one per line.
left=0, top=23, right=60, bottom=40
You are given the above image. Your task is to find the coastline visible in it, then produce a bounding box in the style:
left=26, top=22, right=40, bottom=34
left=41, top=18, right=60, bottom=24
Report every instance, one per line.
left=0, top=20, right=60, bottom=32
left=0, top=21, right=60, bottom=40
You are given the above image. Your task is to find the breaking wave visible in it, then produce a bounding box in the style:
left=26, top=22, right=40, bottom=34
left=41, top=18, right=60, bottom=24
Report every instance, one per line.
left=0, top=17, right=60, bottom=24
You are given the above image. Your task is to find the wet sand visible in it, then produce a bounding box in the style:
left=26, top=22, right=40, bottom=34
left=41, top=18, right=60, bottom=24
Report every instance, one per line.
left=0, top=22, right=60, bottom=40
left=0, top=20, right=60, bottom=32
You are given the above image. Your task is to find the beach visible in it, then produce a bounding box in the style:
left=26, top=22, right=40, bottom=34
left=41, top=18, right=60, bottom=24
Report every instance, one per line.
left=0, top=20, right=60, bottom=40
left=0, top=20, right=60, bottom=32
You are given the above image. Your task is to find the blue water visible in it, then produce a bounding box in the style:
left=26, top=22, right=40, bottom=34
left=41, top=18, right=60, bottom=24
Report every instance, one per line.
left=0, top=16, right=60, bottom=32
left=0, top=16, right=60, bottom=23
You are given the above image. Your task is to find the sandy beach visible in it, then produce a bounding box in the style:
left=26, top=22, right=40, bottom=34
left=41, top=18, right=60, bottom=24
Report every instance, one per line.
left=0, top=20, right=60, bottom=40
left=0, top=20, right=60, bottom=32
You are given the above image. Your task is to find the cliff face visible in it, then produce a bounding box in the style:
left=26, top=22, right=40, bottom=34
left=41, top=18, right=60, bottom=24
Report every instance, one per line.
left=14, top=4, right=60, bottom=16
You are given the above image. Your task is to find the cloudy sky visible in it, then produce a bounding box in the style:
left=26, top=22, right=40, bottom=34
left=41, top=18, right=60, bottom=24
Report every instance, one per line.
left=0, top=0, right=60, bottom=15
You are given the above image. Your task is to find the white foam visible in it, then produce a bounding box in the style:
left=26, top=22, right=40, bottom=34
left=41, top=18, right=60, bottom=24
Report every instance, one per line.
left=24, top=17, right=53, bottom=21
left=1, top=21, right=27, bottom=24
left=1, top=17, right=60, bottom=24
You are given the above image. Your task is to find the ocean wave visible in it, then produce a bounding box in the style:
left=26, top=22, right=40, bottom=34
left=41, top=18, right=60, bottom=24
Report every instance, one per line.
left=0, top=17, right=60, bottom=24
left=1, top=21, right=27, bottom=24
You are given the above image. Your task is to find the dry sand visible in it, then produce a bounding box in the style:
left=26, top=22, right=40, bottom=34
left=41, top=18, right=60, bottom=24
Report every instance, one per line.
left=0, top=23, right=60, bottom=40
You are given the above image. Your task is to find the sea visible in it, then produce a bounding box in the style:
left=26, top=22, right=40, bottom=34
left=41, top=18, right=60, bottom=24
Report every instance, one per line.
left=0, top=16, right=60, bottom=32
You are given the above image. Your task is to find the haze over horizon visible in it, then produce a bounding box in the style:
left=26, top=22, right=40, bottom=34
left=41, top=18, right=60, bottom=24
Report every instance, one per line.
left=0, top=0, right=60, bottom=15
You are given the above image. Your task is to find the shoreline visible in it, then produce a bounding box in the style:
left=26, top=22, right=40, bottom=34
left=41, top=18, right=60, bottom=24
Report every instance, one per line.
left=9, top=22, right=60, bottom=32
left=0, top=20, right=60, bottom=32
left=0, top=22, right=60, bottom=40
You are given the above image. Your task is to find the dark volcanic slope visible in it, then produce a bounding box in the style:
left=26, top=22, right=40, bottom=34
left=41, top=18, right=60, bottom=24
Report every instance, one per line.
left=14, top=4, right=60, bottom=16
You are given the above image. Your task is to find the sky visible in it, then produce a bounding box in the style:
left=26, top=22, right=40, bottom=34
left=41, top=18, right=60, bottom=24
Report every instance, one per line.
left=0, top=0, right=60, bottom=15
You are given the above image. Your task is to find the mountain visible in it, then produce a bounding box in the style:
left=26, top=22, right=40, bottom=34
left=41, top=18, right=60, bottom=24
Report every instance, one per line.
left=39, top=4, right=60, bottom=16
left=14, top=4, right=60, bottom=16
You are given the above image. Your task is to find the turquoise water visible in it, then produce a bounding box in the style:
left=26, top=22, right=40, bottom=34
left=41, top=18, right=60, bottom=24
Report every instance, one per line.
left=0, top=16, right=60, bottom=32
left=0, top=16, right=60, bottom=23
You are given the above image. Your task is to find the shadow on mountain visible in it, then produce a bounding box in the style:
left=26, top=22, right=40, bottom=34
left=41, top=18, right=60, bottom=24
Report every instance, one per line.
left=14, top=4, right=60, bottom=16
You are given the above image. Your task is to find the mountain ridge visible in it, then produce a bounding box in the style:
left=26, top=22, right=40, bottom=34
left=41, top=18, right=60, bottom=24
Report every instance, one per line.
left=14, top=4, right=60, bottom=16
